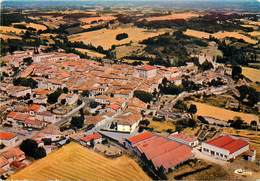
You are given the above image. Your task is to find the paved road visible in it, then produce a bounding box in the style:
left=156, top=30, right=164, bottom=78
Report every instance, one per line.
left=192, top=147, right=229, bottom=166
left=54, top=102, right=85, bottom=127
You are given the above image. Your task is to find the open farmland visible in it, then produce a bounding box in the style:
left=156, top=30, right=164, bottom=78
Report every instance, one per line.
left=184, top=29, right=210, bottom=39
left=25, top=22, right=47, bottom=31
left=0, top=33, right=21, bottom=40
left=248, top=31, right=260, bottom=37
left=12, top=22, right=47, bottom=31
left=0, top=26, right=24, bottom=34
left=115, top=42, right=146, bottom=58
left=139, top=12, right=201, bottom=22
left=184, top=29, right=258, bottom=44
left=79, top=15, right=116, bottom=24
left=75, top=48, right=105, bottom=58
left=242, top=67, right=260, bottom=82
left=191, top=102, right=259, bottom=124
left=69, top=27, right=167, bottom=50
left=213, top=31, right=258, bottom=44
left=10, top=142, right=150, bottom=181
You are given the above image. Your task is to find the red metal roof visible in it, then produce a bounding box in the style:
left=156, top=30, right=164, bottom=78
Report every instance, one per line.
left=206, top=135, right=249, bottom=154
left=129, top=132, right=193, bottom=170
left=127, top=132, right=155, bottom=145
left=152, top=144, right=193, bottom=170
left=81, top=132, right=102, bottom=142
left=145, top=141, right=181, bottom=160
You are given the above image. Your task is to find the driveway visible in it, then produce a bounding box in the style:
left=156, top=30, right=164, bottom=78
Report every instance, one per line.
left=192, top=148, right=229, bottom=166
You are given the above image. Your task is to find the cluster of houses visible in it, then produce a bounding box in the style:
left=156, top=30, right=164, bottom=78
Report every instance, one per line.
left=2, top=103, right=56, bottom=129
left=0, top=132, right=26, bottom=176
left=0, top=50, right=257, bottom=178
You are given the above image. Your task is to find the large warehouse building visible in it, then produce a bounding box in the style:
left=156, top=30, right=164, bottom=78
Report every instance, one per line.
left=201, top=135, right=249, bottom=161
left=126, top=132, right=194, bottom=173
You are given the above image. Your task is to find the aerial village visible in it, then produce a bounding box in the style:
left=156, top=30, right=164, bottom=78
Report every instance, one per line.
left=0, top=3, right=260, bottom=180
left=0, top=46, right=258, bottom=180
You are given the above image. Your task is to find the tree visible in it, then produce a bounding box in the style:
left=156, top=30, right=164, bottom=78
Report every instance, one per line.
left=62, top=87, right=69, bottom=94
left=89, top=101, right=98, bottom=108
left=116, top=33, right=128, bottom=41
left=60, top=99, right=66, bottom=105
left=20, top=139, right=38, bottom=157
left=232, top=65, right=242, bottom=81
left=229, top=117, right=247, bottom=129
left=188, top=104, right=197, bottom=115
left=33, top=147, right=46, bottom=159
left=200, top=60, right=214, bottom=71
left=134, top=90, right=153, bottom=103
left=175, top=100, right=187, bottom=112
left=237, top=85, right=258, bottom=106
left=47, top=89, right=63, bottom=104
left=81, top=90, right=90, bottom=97
left=23, top=57, right=33, bottom=65
left=13, top=77, right=38, bottom=88
left=250, top=120, right=258, bottom=127
left=70, top=116, right=84, bottom=129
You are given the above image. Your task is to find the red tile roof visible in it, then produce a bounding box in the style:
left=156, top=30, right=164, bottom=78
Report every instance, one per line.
left=169, top=132, right=197, bottom=143
left=0, top=132, right=16, bottom=140
left=108, top=104, right=121, bottom=111
left=29, top=104, right=41, bottom=112
left=81, top=132, right=102, bottom=142
left=138, top=65, right=156, bottom=71
left=127, top=132, right=155, bottom=145
left=0, top=156, right=8, bottom=168
left=206, top=135, right=249, bottom=154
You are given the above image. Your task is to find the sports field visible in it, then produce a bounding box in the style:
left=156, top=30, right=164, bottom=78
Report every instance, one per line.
left=10, top=142, right=150, bottom=181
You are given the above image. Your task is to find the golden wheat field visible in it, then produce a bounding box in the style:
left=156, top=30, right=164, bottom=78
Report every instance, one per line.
left=183, top=29, right=258, bottom=44
left=140, top=12, right=201, bottom=22
left=10, top=142, right=150, bottom=181
left=213, top=31, right=258, bottom=44
left=79, top=16, right=116, bottom=24
left=26, top=22, right=47, bottom=31
left=242, top=67, right=260, bottom=82
left=75, top=48, right=106, bottom=58
left=69, top=27, right=166, bottom=50
left=0, top=33, right=21, bottom=40
left=0, top=26, right=24, bottom=34
left=192, top=102, right=259, bottom=124
left=184, top=29, right=210, bottom=39
left=249, top=31, right=260, bottom=37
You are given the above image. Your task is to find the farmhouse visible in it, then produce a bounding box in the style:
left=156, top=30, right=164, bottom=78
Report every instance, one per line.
left=126, top=132, right=193, bottom=173
left=0, top=132, right=17, bottom=146
left=201, top=135, right=250, bottom=161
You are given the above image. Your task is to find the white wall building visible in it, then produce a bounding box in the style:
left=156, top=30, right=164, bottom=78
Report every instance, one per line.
left=201, top=135, right=250, bottom=161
